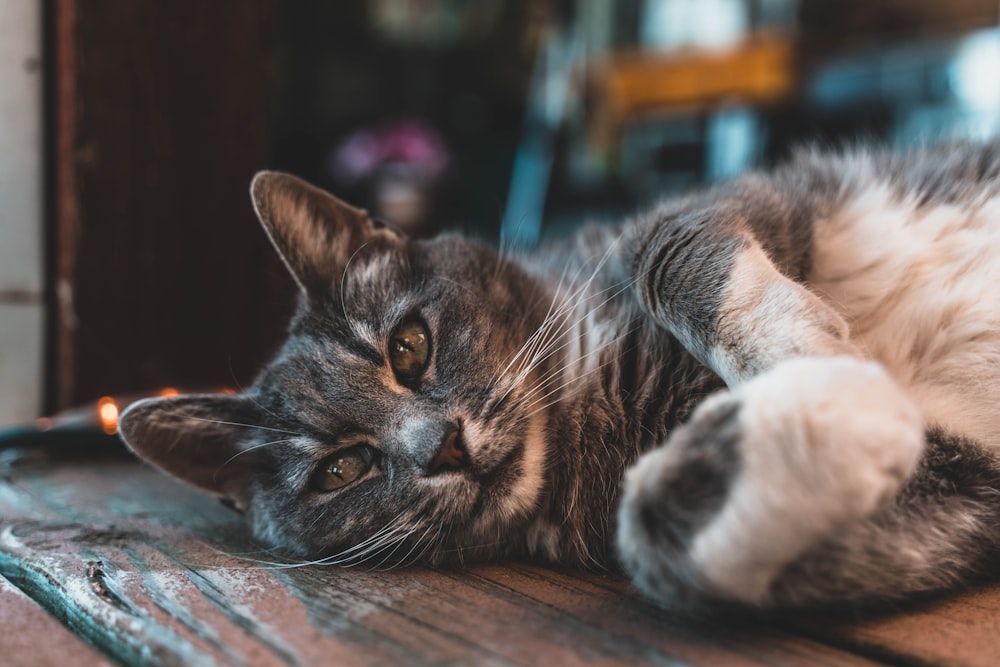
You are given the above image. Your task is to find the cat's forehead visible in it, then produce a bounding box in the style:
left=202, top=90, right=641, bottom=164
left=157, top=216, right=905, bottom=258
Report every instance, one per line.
left=336, top=236, right=497, bottom=325
left=339, top=247, right=413, bottom=319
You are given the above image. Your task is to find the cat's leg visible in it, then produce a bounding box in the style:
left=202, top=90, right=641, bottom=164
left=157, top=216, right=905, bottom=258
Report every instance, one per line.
left=630, top=210, right=856, bottom=385
left=770, top=426, right=1000, bottom=607
left=619, top=163, right=1000, bottom=609
left=617, top=364, right=1000, bottom=607
left=619, top=198, right=939, bottom=606
left=617, top=356, right=929, bottom=607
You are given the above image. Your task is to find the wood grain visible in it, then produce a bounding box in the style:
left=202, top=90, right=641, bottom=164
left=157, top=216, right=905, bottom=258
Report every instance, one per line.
left=798, top=585, right=1000, bottom=667
left=0, top=575, right=114, bottom=667
left=0, top=458, right=855, bottom=666
left=2, top=454, right=997, bottom=666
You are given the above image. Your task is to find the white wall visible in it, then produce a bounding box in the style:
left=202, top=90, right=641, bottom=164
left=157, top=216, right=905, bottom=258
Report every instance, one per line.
left=0, top=0, right=44, bottom=425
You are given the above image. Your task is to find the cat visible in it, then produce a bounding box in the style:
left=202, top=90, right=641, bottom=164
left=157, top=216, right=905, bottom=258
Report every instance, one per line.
left=119, top=140, right=1000, bottom=610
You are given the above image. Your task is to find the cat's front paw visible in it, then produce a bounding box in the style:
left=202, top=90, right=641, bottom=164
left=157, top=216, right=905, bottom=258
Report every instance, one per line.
left=616, top=390, right=743, bottom=609
left=617, top=357, right=925, bottom=607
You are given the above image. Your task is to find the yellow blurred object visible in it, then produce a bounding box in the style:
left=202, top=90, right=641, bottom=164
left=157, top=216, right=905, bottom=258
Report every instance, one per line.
left=97, top=397, right=119, bottom=435
left=588, top=35, right=796, bottom=149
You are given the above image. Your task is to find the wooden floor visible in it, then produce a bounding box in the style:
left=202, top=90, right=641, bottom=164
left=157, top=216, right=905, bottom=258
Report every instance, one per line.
left=2, top=446, right=1000, bottom=666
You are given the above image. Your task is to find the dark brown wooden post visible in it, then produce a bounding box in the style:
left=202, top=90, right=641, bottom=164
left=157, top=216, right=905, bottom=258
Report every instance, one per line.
left=48, top=0, right=289, bottom=411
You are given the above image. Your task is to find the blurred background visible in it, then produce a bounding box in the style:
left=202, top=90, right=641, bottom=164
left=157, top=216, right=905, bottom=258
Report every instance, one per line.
left=1, top=0, right=999, bottom=426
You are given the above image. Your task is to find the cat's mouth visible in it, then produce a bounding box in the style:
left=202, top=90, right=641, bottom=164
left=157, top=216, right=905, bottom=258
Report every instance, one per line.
left=476, top=443, right=523, bottom=493
left=444, top=409, right=546, bottom=527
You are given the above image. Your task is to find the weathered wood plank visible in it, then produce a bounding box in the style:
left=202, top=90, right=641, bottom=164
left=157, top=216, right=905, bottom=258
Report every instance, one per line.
left=0, top=574, right=115, bottom=667
left=0, top=457, right=906, bottom=666
left=796, top=585, right=1000, bottom=667
left=472, top=564, right=888, bottom=667
left=0, top=470, right=409, bottom=666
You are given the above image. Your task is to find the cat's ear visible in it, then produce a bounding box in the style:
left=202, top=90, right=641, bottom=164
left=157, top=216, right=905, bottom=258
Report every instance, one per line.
left=118, top=394, right=262, bottom=513
left=250, top=171, right=402, bottom=296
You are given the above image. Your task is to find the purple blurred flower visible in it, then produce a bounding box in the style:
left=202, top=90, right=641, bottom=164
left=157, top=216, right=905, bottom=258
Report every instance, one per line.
left=330, top=120, right=450, bottom=185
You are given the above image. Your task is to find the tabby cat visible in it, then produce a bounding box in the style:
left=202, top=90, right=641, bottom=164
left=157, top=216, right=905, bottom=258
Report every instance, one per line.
left=120, top=141, right=1000, bottom=610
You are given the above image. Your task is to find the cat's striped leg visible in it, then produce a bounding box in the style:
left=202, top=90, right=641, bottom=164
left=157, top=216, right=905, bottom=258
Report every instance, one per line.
left=617, top=356, right=928, bottom=608
left=631, top=211, right=855, bottom=385
left=620, top=204, right=939, bottom=607
left=618, top=157, right=1000, bottom=609
left=617, top=364, right=1000, bottom=608
left=770, top=426, right=1000, bottom=607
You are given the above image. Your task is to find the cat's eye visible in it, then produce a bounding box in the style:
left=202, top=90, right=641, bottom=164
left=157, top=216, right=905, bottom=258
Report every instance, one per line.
left=314, top=445, right=376, bottom=492
left=388, top=318, right=431, bottom=384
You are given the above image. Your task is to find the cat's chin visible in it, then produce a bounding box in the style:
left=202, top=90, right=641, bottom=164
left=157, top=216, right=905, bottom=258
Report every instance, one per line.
left=419, top=441, right=523, bottom=517
left=475, top=442, right=524, bottom=491
left=467, top=409, right=549, bottom=528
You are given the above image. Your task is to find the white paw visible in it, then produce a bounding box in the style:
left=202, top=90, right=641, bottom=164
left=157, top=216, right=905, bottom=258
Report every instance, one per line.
left=690, top=356, right=924, bottom=604
left=616, top=390, right=743, bottom=607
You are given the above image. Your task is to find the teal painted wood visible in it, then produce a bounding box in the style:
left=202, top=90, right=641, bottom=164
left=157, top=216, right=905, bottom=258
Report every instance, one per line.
left=0, top=575, right=115, bottom=667
left=0, top=456, right=897, bottom=666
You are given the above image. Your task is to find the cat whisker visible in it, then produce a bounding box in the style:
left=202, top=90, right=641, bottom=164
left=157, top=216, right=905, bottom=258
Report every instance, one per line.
left=368, top=523, right=429, bottom=570
left=492, top=239, right=622, bottom=381
left=498, top=245, right=634, bottom=390
left=486, top=272, right=620, bottom=410
left=480, top=243, right=613, bottom=414
left=517, top=320, right=635, bottom=404
left=486, top=260, right=577, bottom=391
left=397, top=526, right=436, bottom=570
left=319, top=510, right=412, bottom=565
left=173, top=414, right=303, bottom=436
left=335, top=519, right=424, bottom=568
left=418, top=523, right=448, bottom=566
left=507, top=281, right=635, bottom=394
left=256, top=510, right=414, bottom=570
left=490, top=275, right=638, bottom=415
left=203, top=542, right=286, bottom=559
left=215, top=438, right=296, bottom=476
left=520, top=351, right=626, bottom=421
left=340, top=241, right=371, bottom=312
left=186, top=542, right=303, bottom=571
left=375, top=521, right=440, bottom=571
left=212, top=550, right=326, bottom=570
left=352, top=523, right=422, bottom=570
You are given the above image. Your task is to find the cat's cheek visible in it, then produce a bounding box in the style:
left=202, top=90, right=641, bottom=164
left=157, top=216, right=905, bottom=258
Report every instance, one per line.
left=491, top=411, right=548, bottom=522
left=462, top=410, right=549, bottom=529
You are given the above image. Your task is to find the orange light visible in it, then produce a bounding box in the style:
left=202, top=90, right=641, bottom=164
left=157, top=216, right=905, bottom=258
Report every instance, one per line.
left=97, top=397, right=119, bottom=435
left=220, top=387, right=236, bottom=395
left=35, top=416, right=53, bottom=431
left=159, top=387, right=180, bottom=397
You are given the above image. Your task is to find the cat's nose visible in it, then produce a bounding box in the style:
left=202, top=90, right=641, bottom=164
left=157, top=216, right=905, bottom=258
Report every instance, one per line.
left=428, top=424, right=468, bottom=474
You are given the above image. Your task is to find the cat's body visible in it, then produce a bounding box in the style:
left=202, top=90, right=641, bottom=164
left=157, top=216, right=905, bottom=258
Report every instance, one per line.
left=121, top=140, right=1000, bottom=610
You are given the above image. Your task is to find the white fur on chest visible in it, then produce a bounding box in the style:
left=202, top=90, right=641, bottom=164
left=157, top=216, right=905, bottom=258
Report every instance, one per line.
left=809, top=184, right=1000, bottom=447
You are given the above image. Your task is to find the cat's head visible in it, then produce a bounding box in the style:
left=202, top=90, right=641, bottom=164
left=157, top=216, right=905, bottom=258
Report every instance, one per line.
left=119, top=172, right=552, bottom=564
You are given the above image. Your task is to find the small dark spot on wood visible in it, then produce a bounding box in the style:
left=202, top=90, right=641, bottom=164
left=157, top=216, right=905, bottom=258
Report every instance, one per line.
left=9, top=520, right=86, bottom=548
left=70, top=527, right=140, bottom=546
left=85, top=559, right=130, bottom=612
left=86, top=560, right=111, bottom=598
